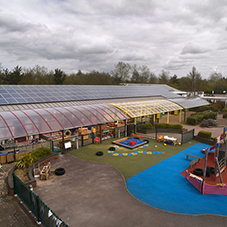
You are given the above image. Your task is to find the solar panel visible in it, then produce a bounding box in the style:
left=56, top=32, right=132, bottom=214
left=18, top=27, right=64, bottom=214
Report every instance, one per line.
left=0, top=85, right=180, bottom=106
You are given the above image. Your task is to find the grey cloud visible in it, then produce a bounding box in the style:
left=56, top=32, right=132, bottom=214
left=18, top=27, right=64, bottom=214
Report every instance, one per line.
left=181, top=43, right=210, bottom=55
left=1, top=0, right=227, bottom=78
left=0, top=14, right=34, bottom=33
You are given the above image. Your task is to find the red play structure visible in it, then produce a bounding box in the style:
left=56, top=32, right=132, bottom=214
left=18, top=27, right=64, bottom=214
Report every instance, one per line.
left=184, top=127, right=227, bottom=195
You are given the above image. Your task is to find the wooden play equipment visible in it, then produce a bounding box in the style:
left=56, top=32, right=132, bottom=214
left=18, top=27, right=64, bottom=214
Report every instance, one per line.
left=40, top=162, right=51, bottom=180
left=185, top=127, right=227, bottom=195
left=78, top=127, right=88, bottom=140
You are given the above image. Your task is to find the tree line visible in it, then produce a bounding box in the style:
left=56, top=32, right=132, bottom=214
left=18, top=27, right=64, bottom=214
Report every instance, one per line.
left=0, top=62, right=227, bottom=94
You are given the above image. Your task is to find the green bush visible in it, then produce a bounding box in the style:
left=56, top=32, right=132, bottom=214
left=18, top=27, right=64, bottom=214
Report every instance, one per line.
left=187, top=111, right=217, bottom=125
left=156, top=123, right=183, bottom=130
left=195, top=104, right=224, bottom=112
left=17, top=147, right=53, bottom=170
left=223, top=113, right=227, bottom=118
left=207, top=119, right=218, bottom=126
left=142, top=123, right=153, bottom=129
left=198, top=131, right=212, bottom=140
left=222, top=107, right=227, bottom=112
left=203, top=111, right=217, bottom=119
left=187, top=115, right=203, bottom=125
left=200, top=119, right=218, bottom=127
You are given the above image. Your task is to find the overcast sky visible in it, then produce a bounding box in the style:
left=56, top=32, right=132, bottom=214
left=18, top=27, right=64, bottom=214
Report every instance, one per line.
left=1, top=0, right=227, bottom=78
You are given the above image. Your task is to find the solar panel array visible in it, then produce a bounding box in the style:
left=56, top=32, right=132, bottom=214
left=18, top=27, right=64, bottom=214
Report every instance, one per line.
left=0, top=85, right=179, bottom=105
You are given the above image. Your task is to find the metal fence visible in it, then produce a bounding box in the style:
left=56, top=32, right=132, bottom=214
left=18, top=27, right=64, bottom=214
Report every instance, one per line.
left=181, top=129, right=194, bottom=144
left=13, top=173, right=68, bottom=227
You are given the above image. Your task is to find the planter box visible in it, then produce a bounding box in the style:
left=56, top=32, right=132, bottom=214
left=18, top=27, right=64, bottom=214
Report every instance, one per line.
left=0, top=153, right=6, bottom=164
left=15, top=150, right=26, bottom=160
left=194, top=136, right=216, bottom=145
left=155, top=128, right=187, bottom=134
left=137, top=128, right=155, bottom=134
left=6, top=153, right=14, bottom=163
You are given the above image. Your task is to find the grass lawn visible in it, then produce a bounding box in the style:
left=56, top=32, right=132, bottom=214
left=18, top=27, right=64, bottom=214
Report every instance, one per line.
left=69, top=136, right=198, bottom=180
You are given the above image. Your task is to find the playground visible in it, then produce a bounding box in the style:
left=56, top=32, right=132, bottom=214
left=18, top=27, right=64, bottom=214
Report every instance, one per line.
left=32, top=127, right=227, bottom=226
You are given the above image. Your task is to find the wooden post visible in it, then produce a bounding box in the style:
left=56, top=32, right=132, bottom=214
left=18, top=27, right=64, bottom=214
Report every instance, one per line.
left=184, top=109, right=187, bottom=121
left=167, top=112, right=169, bottom=123
left=201, top=149, right=208, bottom=194
left=134, top=118, right=136, bottom=133
left=125, top=120, right=127, bottom=136
left=62, top=130, right=65, bottom=154
left=99, top=124, right=102, bottom=144
left=179, top=110, right=182, bottom=123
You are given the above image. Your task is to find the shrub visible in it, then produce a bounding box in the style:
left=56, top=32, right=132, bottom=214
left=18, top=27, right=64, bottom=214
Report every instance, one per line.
left=200, top=119, right=218, bottom=127
left=222, top=107, right=227, bottom=112
left=198, top=131, right=212, bottom=140
left=187, top=111, right=217, bottom=125
left=223, top=113, right=227, bottom=118
left=17, top=147, right=53, bottom=170
left=187, top=115, right=203, bottom=125
left=142, top=123, right=153, bottom=129
left=203, top=111, right=217, bottom=120
left=156, top=123, right=183, bottom=130
left=200, top=119, right=209, bottom=127
left=207, top=119, right=218, bottom=126
left=194, top=104, right=224, bottom=112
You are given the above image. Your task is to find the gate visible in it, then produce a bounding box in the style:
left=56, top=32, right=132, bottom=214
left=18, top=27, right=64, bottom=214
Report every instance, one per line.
left=181, top=129, right=194, bottom=144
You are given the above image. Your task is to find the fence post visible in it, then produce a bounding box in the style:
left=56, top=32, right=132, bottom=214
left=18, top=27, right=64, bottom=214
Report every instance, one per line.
left=36, top=196, right=41, bottom=223
left=181, top=131, right=183, bottom=144
left=81, top=135, right=84, bottom=147
left=91, top=133, right=94, bottom=144
left=13, top=173, right=16, bottom=195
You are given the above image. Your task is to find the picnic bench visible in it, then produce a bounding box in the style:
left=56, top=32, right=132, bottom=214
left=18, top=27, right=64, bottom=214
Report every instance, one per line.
left=185, top=154, right=202, bottom=169
left=185, top=154, right=202, bottom=162
left=189, top=159, right=200, bottom=169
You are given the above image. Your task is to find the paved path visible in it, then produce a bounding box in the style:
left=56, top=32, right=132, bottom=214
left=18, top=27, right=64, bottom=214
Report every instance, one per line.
left=0, top=163, right=38, bottom=227
left=34, top=153, right=227, bottom=227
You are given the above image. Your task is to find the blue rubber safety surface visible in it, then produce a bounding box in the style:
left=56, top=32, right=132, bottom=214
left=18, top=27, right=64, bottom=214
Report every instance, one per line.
left=126, top=142, right=227, bottom=215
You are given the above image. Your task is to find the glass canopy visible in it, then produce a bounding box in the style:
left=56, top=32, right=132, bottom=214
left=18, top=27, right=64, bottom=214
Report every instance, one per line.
left=109, top=100, right=183, bottom=118
left=0, top=104, right=130, bottom=140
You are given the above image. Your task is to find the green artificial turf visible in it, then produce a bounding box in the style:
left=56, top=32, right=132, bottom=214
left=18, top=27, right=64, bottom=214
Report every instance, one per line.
left=69, top=137, right=197, bottom=180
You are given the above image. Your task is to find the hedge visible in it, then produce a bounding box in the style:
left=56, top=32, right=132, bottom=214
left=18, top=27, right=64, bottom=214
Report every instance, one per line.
left=142, top=123, right=153, bottom=129
left=198, top=131, right=212, bottom=140
left=155, top=123, right=183, bottom=130
left=194, top=104, right=224, bottom=112
left=187, top=111, right=217, bottom=125
left=223, top=113, right=227, bottom=118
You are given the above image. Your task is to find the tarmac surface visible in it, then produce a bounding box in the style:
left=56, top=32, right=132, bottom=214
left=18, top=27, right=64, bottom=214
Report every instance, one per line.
left=0, top=163, right=38, bottom=227
left=33, top=153, right=227, bottom=227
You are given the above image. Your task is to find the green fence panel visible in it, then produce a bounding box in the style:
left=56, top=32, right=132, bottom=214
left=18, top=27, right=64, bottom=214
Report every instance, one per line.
left=13, top=173, right=68, bottom=227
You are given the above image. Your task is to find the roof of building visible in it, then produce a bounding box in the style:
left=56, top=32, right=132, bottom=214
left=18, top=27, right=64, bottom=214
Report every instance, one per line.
left=109, top=100, right=183, bottom=118
left=170, top=97, right=209, bottom=109
left=0, top=84, right=179, bottom=106
left=0, top=103, right=130, bottom=140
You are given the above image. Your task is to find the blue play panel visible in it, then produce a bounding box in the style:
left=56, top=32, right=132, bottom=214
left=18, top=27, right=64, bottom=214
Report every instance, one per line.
left=126, top=142, right=227, bottom=215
